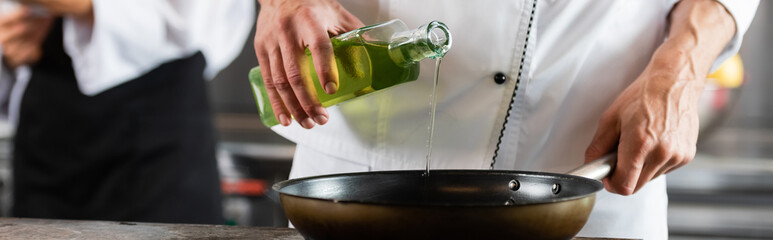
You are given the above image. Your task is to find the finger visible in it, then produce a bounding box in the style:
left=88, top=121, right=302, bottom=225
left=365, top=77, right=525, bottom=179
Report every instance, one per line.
left=325, top=12, right=363, bottom=36
left=663, top=152, right=693, bottom=175
left=278, top=33, right=328, bottom=126
left=255, top=47, right=291, bottom=126
left=664, top=160, right=688, bottom=175
left=0, top=6, right=31, bottom=28
left=14, top=43, right=41, bottom=65
left=607, top=135, right=650, bottom=195
left=633, top=146, right=671, bottom=193
left=300, top=24, right=339, bottom=96
left=3, top=42, right=33, bottom=68
left=647, top=155, right=686, bottom=190
left=585, top=113, right=620, bottom=163
left=2, top=39, right=20, bottom=55
left=0, top=18, right=31, bottom=44
left=2, top=40, right=23, bottom=65
left=268, top=45, right=314, bottom=129
left=651, top=158, right=678, bottom=182
left=602, top=178, right=614, bottom=193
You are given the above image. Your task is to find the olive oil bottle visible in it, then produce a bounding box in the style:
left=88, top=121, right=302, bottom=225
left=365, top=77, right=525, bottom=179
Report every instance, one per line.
left=249, top=20, right=451, bottom=127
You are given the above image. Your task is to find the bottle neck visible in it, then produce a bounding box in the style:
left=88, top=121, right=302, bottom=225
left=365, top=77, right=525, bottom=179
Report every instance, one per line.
left=388, top=21, right=452, bottom=66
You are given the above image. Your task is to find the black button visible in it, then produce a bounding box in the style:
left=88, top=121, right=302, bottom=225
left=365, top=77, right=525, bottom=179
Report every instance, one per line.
left=494, top=72, right=507, bottom=84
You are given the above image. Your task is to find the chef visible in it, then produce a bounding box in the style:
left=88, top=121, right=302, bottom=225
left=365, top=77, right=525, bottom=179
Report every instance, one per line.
left=0, top=0, right=254, bottom=223
left=254, top=0, right=758, bottom=238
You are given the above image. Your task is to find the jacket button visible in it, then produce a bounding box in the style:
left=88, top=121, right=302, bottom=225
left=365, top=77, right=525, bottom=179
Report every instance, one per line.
left=494, top=72, right=507, bottom=84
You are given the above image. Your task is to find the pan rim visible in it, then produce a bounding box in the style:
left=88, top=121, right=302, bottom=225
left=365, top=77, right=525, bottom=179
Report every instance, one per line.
left=272, top=169, right=603, bottom=207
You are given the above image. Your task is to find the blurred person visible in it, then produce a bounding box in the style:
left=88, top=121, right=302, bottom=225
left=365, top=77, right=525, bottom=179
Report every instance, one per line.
left=253, top=0, right=758, bottom=238
left=0, top=0, right=254, bottom=223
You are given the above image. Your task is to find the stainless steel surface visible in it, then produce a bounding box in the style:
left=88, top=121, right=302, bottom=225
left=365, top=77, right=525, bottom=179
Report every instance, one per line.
left=667, top=154, right=773, bottom=195
left=667, top=154, right=773, bottom=239
left=218, top=142, right=294, bottom=227
left=0, top=138, right=11, bottom=217
left=568, top=153, right=617, bottom=181
left=221, top=142, right=295, bottom=161
left=669, top=203, right=773, bottom=238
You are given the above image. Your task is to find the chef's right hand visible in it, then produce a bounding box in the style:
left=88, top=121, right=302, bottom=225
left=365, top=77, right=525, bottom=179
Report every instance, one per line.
left=254, top=0, right=363, bottom=129
left=0, top=6, right=53, bottom=69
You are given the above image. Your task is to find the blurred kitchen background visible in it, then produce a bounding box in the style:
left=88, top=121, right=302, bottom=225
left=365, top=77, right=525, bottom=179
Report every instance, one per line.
left=664, top=1, right=773, bottom=239
left=0, top=2, right=771, bottom=239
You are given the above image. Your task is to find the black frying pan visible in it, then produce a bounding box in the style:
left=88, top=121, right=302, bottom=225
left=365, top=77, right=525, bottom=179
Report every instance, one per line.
left=274, top=154, right=617, bottom=240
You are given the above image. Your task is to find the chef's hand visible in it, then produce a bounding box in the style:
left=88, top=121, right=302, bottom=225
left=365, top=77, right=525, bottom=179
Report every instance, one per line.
left=585, top=0, right=736, bottom=196
left=254, top=0, right=363, bottom=129
left=17, top=0, right=93, bottom=22
left=0, top=6, right=53, bottom=69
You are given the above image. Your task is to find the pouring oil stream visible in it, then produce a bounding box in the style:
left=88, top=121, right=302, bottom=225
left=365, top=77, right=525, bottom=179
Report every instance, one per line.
left=424, top=57, right=442, bottom=176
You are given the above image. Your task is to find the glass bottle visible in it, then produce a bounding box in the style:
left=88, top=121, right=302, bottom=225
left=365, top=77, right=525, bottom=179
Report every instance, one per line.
left=249, top=19, right=452, bottom=127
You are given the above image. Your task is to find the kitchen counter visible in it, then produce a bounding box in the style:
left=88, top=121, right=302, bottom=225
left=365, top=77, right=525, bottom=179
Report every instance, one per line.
left=0, top=218, right=302, bottom=240
left=0, top=218, right=634, bottom=240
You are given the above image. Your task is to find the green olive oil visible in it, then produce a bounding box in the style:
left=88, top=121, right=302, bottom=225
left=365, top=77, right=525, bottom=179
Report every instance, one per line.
left=249, top=20, right=449, bottom=128
left=248, top=40, right=420, bottom=127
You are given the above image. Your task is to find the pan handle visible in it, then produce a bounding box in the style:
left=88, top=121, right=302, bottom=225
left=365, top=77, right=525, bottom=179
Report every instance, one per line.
left=567, top=153, right=617, bottom=181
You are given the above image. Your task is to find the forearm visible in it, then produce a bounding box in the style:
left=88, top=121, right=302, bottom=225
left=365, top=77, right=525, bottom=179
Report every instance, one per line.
left=63, top=0, right=254, bottom=96
left=651, top=0, right=736, bottom=82
left=585, top=0, right=739, bottom=195
left=18, top=0, right=93, bottom=22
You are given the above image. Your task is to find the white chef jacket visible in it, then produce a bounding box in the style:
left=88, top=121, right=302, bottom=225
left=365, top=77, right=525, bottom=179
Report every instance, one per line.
left=273, top=0, right=758, bottom=239
left=0, top=0, right=255, bottom=125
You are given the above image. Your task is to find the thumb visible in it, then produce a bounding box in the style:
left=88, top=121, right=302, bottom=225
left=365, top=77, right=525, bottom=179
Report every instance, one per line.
left=585, top=113, right=620, bottom=163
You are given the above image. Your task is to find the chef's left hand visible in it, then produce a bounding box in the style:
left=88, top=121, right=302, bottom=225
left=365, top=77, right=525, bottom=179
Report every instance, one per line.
left=584, top=54, right=704, bottom=195
left=584, top=0, right=736, bottom=196
left=17, top=0, right=93, bottom=21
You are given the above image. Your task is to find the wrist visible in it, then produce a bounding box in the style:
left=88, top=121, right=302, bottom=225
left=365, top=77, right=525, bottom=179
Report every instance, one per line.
left=71, top=1, right=94, bottom=23
left=640, top=42, right=707, bottom=100
left=648, top=42, right=701, bottom=83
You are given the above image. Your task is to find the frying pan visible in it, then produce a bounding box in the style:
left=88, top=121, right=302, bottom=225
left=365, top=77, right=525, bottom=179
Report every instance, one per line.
left=274, top=154, right=617, bottom=240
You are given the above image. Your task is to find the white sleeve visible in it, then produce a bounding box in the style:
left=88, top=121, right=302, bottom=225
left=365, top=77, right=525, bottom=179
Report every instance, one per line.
left=0, top=46, right=26, bottom=125
left=0, top=53, right=31, bottom=127
left=711, top=0, right=759, bottom=71
left=62, top=0, right=255, bottom=96
left=186, top=0, right=255, bottom=80
left=0, top=51, right=13, bottom=120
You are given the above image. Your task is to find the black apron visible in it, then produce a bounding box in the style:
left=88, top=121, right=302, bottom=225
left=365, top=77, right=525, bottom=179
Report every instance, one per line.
left=12, top=20, right=223, bottom=224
